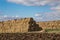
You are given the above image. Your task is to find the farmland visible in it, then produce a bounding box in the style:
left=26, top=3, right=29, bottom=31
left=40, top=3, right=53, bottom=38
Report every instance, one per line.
left=0, top=18, right=60, bottom=40
left=0, top=33, right=60, bottom=40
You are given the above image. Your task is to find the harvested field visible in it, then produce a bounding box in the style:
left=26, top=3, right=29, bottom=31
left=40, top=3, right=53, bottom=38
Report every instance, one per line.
left=0, top=33, right=60, bottom=40
left=37, top=20, right=60, bottom=29
left=0, top=18, right=42, bottom=33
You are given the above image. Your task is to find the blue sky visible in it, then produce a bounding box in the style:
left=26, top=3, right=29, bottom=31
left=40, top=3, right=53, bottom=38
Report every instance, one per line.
left=0, top=0, right=60, bottom=21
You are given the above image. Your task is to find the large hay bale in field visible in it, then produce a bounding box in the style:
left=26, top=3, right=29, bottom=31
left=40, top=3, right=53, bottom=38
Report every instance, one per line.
left=0, top=18, right=42, bottom=33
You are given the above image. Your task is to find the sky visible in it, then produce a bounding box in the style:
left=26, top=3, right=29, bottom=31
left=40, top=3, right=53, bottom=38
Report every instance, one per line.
left=0, top=0, right=60, bottom=21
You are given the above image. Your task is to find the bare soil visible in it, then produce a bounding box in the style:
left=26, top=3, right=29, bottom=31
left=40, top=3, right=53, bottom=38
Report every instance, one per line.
left=0, top=33, right=60, bottom=40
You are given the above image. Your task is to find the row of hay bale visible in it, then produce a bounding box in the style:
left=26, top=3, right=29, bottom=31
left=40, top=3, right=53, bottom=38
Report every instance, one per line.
left=37, top=21, right=60, bottom=29
left=0, top=18, right=42, bottom=33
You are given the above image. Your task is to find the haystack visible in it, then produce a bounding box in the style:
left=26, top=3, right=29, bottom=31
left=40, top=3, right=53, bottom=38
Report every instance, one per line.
left=0, top=18, right=42, bottom=33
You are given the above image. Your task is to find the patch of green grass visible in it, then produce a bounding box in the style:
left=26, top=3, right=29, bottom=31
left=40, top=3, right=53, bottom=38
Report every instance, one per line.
left=45, top=29, right=60, bottom=33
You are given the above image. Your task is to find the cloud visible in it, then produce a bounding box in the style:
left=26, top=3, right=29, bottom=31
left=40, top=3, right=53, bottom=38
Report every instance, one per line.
left=45, top=12, right=60, bottom=18
left=35, top=12, right=60, bottom=21
left=35, top=13, right=41, bottom=17
left=6, top=0, right=60, bottom=21
left=50, top=3, right=60, bottom=21
left=35, top=13, right=43, bottom=21
left=7, top=0, right=60, bottom=6
left=51, top=5, right=60, bottom=11
left=15, top=15, right=19, bottom=18
left=0, top=15, right=20, bottom=21
left=3, top=15, right=8, bottom=17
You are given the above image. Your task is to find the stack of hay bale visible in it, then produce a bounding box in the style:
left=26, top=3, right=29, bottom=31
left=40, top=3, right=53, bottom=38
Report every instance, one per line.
left=0, top=18, right=42, bottom=33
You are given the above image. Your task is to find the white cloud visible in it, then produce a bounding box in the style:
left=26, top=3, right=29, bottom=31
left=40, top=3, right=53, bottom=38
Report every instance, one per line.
left=3, top=15, right=8, bottom=18
left=15, top=15, right=19, bottom=17
left=51, top=5, right=60, bottom=11
left=45, top=12, right=60, bottom=18
left=35, top=13, right=41, bottom=17
left=0, top=15, right=20, bottom=21
left=50, top=4, right=60, bottom=21
left=35, top=11, right=60, bottom=21
left=35, top=13, right=43, bottom=21
left=7, top=0, right=60, bottom=6
left=6, top=0, right=60, bottom=21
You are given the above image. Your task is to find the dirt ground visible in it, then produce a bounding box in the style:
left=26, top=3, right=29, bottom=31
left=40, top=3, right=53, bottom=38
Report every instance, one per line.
left=0, top=33, right=60, bottom=40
